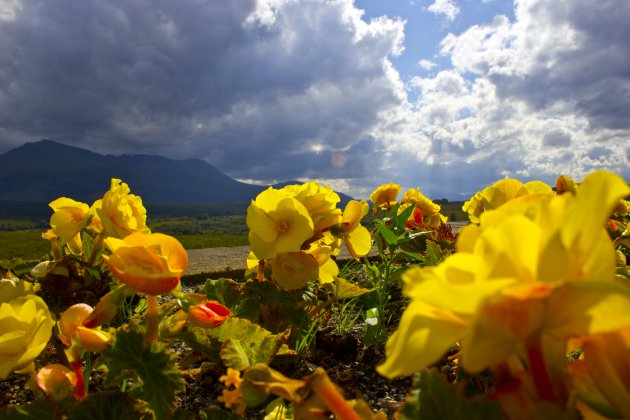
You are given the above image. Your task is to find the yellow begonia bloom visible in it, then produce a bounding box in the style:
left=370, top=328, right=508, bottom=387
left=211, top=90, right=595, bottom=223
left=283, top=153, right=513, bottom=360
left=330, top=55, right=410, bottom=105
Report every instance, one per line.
left=379, top=170, right=630, bottom=378
left=0, top=295, right=53, bottom=379
left=400, top=188, right=447, bottom=227
left=281, top=181, right=342, bottom=234
left=247, top=187, right=314, bottom=260
left=49, top=197, right=90, bottom=244
left=332, top=200, right=371, bottom=260
left=93, top=178, right=150, bottom=239
left=370, top=183, right=401, bottom=214
left=0, top=278, right=35, bottom=304
left=103, top=232, right=188, bottom=296
left=306, top=242, right=339, bottom=284
left=270, top=251, right=319, bottom=290
left=462, top=178, right=553, bottom=223
left=556, top=175, right=578, bottom=194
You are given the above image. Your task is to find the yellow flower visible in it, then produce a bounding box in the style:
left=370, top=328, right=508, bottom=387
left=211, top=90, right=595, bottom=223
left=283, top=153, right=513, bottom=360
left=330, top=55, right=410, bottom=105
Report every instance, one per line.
left=556, top=175, right=578, bottom=194
left=306, top=241, right=339, bottom=285
left=378, top=170, right=630, bottom=378
left=332, top=200, right=371, bottom=260
left=370, top=183, right=401, bottom=214
left=400, top=188, right=447, bottom=227
left=0, top=295, right=53, bottom=379
left=103, top=232, right=188, bottom=295
left=281, top=181, right=342, bottom=234
left=92, top=178, right=150, bottom=239
left=0, top=278, right=35, bottom=303
left=462, top=178, right=553, bottom=223
left=49, top=197, right=90, bottom=244
left=246, top=187, right=314, bottom=260
left=270, top=251, right=319, bottom=290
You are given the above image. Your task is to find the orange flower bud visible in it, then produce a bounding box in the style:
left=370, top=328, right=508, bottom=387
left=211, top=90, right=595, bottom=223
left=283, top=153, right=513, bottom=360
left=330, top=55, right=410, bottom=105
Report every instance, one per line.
left=75, top=326, right=111, bottom=352
left=189, top=301, right=230, bottom=328
left=58, top=304, right=93, bottom=346
left=36, top=364, right=77, bottom=402
left=82, top=298, right=117, bottom=328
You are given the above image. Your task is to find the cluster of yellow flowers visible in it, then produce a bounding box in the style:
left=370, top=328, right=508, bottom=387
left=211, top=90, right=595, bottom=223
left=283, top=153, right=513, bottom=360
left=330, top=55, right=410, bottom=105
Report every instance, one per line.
left=378, top=170, right=630, bottom=418
left=246, top=181, right=371, bottom=290
left=370, top=183, right=447, bottom=227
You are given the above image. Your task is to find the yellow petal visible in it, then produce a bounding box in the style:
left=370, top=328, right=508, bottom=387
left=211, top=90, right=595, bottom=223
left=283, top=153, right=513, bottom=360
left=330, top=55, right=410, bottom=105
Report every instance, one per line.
left=377, top=300, right=467, bottom=378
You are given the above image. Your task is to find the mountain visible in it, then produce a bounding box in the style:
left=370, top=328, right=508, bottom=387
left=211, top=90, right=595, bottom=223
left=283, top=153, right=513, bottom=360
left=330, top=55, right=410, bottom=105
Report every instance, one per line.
left=0, top=140, right=354, bottom=207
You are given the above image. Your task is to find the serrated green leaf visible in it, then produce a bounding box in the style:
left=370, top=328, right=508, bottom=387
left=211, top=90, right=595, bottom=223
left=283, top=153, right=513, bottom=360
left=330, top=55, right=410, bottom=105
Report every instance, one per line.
left=100, top=331, right=185, bottom=420
left=68, top=390, right=146, bottom=420
left=212, top=318, right=291, bottom=370
left=396, top=370, right=501, bottom=420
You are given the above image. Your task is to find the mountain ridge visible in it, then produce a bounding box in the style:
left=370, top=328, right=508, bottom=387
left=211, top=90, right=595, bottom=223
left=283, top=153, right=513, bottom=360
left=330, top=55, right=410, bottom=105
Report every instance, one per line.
left=0, top=140, right=354, bottom=206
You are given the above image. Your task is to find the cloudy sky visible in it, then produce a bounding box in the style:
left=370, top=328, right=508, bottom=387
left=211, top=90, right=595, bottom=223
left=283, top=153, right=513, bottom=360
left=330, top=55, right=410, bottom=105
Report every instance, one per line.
left=0, top=0, right=628, bottom=200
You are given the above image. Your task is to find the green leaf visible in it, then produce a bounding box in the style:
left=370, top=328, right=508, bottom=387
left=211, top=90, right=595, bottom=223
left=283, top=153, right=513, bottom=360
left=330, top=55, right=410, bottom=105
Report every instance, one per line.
left=209, top=318, right=291, bottom=370
left=324, top=276, right=370, bottom=299
left=68, top=390, right=146, bottom=420
left=396, top=370, right=501, bottom=420
left=394, top=202, right=416, bottom=230
left=374, top=219, right=397, bottom=247
left=202, top=278, right=242, bottom=309
left=425, top=241, right=446, bottom=266
left=100, top=331, right=185, bottom=420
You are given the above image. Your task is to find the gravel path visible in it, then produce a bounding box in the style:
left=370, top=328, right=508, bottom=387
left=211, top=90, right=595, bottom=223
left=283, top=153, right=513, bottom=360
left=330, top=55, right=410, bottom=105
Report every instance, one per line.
left=184, top=222, right=467, bottom=277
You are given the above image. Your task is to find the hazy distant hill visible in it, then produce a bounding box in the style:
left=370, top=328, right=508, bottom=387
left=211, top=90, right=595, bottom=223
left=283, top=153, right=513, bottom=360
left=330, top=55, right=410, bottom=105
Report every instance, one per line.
left=0, top=140, right=354, bottom=209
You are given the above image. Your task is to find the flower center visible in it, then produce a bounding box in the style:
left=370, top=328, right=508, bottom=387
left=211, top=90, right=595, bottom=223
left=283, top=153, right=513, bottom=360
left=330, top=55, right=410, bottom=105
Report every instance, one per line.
left=277, top=220, right=290, bottom=233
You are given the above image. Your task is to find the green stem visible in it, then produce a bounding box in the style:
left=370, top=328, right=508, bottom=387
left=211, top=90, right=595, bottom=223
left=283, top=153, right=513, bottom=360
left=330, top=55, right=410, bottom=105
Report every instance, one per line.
left=145, top=295, right=159, bottom=346
left=88, top=234, right=104, bottom=266
left=84, top=352, right=91, bottom=397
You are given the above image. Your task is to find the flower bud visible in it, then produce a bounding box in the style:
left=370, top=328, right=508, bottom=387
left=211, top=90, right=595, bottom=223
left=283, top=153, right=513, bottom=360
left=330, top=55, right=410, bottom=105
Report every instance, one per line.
left=161, top=309, right=189, bottom=337
left=189, top=301, right=230, bottom=328
left=36, top=364, right=77, bottom=402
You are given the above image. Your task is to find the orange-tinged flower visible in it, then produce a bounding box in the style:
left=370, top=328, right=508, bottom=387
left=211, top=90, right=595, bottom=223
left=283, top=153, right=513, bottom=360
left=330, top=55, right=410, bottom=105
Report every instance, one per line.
left=370, top=183, right=401, bottom=214
left=103, top=232, right=188, bottom=295
left=246, top=187, right=314, bottom=260
left=189, top=301, right=230, bottom=328
left=400, top=188, right=447, bottom=228
left=58, top=304, right=112, bottom=358
left=92, top=178, right=150, bottom=239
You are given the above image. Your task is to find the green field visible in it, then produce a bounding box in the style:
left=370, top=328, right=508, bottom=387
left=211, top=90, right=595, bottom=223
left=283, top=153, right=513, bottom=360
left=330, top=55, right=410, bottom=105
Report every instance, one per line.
left=0, top=201, right=467, bottom=261
left=0, top=215, right=250, bottom=261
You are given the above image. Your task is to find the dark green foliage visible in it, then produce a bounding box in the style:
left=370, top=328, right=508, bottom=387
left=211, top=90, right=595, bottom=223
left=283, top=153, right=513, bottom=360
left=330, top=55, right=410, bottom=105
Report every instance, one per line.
left=100, top=331, right=185, bottom=420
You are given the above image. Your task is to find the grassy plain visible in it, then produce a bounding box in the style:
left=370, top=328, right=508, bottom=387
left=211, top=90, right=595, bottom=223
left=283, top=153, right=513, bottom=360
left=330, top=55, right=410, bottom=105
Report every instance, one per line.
left=0, top=201, right=467, bottom=260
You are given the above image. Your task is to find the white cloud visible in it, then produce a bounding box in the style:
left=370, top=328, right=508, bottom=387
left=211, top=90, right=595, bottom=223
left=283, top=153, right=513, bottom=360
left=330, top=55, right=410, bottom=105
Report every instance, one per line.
left=427, top=0, right=460, bottom=22
left=418, top=59, right=437, bottom=70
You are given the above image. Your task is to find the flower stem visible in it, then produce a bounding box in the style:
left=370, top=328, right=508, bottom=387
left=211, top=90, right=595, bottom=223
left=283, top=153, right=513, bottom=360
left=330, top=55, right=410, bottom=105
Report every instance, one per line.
left=88, top=234, right=104, bottom=266
left=310, top=368, right=361, bottom=420
left=145, top=294, right=159, bottom=346
left=257, top=260, right=265, bottom=281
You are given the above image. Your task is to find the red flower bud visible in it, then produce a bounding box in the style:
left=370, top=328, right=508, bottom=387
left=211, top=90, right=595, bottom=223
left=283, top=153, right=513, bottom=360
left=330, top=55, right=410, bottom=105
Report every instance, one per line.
left=189, top=301, right=230, bottom=328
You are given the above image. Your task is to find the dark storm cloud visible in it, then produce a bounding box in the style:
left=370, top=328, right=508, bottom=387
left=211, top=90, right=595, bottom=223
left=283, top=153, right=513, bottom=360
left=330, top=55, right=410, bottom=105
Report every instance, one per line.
left=0, top=0, right=404, bottom=181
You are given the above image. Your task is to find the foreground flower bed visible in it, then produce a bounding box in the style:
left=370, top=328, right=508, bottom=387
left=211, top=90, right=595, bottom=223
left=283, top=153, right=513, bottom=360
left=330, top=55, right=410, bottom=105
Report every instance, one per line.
left=1, top=171, right=630, bottom=419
